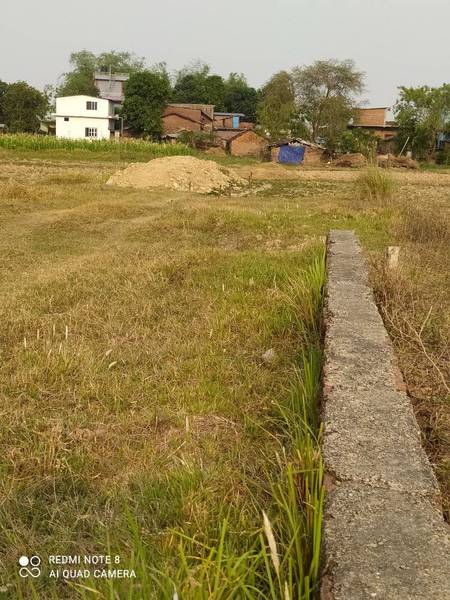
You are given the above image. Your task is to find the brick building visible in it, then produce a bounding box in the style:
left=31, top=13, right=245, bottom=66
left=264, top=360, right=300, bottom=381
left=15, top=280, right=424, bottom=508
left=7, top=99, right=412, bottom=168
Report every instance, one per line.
left=215, top=129, right=267, bottom=157
left=162, top=103, right=214, bottom=135
left=350, top=107, right=398, bottom=141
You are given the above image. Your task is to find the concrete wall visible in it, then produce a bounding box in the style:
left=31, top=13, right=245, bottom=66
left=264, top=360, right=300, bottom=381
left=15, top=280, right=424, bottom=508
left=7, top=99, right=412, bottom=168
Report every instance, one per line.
left=321, top=230, right=450, bottom=600
left=55, top=96, right=112, bottom=140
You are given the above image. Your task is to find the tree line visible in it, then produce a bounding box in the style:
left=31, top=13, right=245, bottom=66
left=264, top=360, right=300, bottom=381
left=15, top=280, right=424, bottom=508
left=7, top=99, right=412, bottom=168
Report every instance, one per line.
left=1, top=49, right=449, bottom=160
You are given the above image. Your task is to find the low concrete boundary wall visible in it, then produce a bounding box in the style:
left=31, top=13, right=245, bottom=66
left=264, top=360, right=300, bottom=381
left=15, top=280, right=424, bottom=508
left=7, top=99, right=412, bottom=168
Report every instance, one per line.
left=321, top=230, right=450, bottom=599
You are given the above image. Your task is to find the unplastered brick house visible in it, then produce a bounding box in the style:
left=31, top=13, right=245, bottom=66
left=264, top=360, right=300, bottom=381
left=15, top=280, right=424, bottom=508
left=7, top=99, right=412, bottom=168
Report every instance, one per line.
left=162, top=103, right=215, bottom=135
left=55, top=96, right=117, bottom=140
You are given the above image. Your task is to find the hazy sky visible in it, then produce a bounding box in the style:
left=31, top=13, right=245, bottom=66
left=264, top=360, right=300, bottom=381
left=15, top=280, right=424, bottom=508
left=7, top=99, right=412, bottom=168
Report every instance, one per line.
left=1, top=0, right=449, bottom=107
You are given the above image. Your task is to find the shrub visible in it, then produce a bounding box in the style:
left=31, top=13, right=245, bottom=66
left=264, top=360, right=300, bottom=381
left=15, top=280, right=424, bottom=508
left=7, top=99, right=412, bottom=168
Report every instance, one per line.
left=356, top=166, right=396, bottom=202
left=436, top=149, right=450, bottom=166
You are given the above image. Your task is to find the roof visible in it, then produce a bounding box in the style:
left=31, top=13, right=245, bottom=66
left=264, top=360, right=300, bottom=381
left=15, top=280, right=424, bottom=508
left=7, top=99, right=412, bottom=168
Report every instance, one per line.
left=214, top=112, right=245, bottom=117
left=348, top=124, right=398, bottom=131
left=56, top=94, right=108, bottom=102
left=163, top=110, right=202, bottom=125
left=94, top=72, right=129, bottom=82
left=356, top=106, right=389, bottom=111
left=269, top=138, right=325, bottom=150
left=168, top=103, right=214, bottom=120
left=215, top=129, right=266, bottom=143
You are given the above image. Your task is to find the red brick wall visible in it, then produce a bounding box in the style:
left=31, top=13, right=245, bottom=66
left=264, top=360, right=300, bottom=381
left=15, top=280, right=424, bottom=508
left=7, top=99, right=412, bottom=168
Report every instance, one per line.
left=162, top=114, right=201, bottom=134
left=355, top=108, right=387, bottom=127
left=229, top=131, right=267, bottom=157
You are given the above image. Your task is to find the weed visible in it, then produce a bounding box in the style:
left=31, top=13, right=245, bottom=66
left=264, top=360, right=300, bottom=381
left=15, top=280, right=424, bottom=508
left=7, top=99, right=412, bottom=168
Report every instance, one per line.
left=356, top=166, right=396, bottom=202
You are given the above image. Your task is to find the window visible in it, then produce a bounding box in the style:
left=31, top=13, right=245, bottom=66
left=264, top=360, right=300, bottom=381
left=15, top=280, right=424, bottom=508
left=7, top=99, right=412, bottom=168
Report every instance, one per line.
left=86, top=101, right=98, bottom=111
left=85, top=127, right=98, bottom=138
left=64, top=117, right=69, bottom=122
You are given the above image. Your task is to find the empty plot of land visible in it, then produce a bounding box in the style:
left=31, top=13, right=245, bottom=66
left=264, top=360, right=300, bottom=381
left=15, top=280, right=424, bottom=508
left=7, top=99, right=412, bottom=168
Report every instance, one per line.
left=0, top=154, right=448, bottom=598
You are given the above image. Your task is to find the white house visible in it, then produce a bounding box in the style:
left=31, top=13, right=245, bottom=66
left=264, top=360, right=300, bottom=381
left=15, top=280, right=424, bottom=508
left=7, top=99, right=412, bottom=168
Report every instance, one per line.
left=55, top=95, right=118, bottom=140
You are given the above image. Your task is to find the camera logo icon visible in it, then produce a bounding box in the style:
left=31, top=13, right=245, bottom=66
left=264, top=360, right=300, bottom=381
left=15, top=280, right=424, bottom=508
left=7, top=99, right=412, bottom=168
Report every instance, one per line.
left=18, top=556, right=41, bottom=578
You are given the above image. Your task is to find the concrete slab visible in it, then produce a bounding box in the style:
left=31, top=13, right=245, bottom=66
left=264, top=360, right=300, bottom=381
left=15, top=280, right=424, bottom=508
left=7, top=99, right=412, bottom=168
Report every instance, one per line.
left=321, top=230, right=450, bottom=599
left=322, top=483, right=450, bottom=600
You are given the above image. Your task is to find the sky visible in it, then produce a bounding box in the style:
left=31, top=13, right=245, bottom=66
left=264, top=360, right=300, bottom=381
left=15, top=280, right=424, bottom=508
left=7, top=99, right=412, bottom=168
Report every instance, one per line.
left=1, top=0, right=449, bottom=108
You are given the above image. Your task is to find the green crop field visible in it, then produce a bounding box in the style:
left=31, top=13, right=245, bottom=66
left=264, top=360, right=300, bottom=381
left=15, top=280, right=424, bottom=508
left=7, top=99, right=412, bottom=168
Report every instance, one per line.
left=0, top=150, right=448, bottom=598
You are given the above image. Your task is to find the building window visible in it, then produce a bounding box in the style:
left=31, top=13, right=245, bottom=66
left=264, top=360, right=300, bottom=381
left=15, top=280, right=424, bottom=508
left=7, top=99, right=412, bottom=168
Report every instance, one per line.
left=85, top=127, right=98, bottom=138
left=86, top=101, right=98, bottom=110
left=64, top=117, right=69, bottom=122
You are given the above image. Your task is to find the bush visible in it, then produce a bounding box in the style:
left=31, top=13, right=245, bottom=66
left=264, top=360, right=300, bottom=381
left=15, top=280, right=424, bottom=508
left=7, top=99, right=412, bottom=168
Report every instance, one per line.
left=436, top=149, right=450, bottom=165
left=339, top=129, right=377, bottom=159
left=356, top=166, right=396, bottom=202
left=177, top=130, right=217, bottom=150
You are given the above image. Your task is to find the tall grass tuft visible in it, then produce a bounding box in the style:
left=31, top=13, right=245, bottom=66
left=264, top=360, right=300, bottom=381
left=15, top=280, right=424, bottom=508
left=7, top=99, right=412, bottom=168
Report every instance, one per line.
left=356, top=166, right=396, bottom=203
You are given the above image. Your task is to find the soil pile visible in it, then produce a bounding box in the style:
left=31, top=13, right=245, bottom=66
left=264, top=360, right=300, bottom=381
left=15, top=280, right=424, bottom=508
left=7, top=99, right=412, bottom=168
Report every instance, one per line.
left=378, top=154, right=419, bottom=170
left=106, top=156, right=246, bottom=193
left=334, top=153, right=368, bottom=168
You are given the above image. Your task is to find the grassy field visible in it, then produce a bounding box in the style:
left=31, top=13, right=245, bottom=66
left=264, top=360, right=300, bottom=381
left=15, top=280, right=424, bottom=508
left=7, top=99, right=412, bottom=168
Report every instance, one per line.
left=0, top=151, right=448, bottom=598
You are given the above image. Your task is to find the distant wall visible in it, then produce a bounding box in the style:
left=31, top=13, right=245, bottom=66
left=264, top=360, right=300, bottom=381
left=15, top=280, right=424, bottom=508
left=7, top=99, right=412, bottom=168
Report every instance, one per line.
left=229, top=131, right=267, bottom=157
left=355, top=107, right=387, bottom=127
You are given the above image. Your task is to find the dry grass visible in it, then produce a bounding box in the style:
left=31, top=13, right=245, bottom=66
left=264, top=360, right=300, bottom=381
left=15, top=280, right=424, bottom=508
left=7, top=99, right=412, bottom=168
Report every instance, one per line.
left=371, top=206, right=450, bottom=518
left=356, top=166, right=397, bottom=203
left=397, top=205, right=450, bottom=244
left=0, top=151, right=448, bottom=596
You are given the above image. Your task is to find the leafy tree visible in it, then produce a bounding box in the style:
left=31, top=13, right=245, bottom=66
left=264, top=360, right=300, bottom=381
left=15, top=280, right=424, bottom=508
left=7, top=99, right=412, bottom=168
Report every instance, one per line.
left=223, top=73, right=258, bottom=120
left=394, top=85, right=450, bottom=160
left=257, top=71, right=296, bottom=140
left=292, top=59, right=364, bottom=151
left=121, top=70, right=171, bottom=138
left=0, top=80, right=8, bottom=123
left=2, top=82, right=48, bottom=133
left=58, top=50, right=145, bottom=97
left=339, top=128, right=377, bottom=158
left=172, top=62, right=226, bottom=108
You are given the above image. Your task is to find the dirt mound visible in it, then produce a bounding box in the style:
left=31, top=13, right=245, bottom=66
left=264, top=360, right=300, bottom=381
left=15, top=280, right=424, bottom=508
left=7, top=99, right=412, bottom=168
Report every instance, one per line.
left=106, top=156, right=246, bottom=193
left=334, top=153, right=368, bottom=168
left=378, top=154, right=419, bottom=170
left=205, top=147, right=227, bottom=157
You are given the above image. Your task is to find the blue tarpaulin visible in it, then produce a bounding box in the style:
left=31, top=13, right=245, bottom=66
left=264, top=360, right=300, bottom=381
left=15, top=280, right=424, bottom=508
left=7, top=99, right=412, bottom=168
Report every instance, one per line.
left=278, top=144, right=305, bottom=165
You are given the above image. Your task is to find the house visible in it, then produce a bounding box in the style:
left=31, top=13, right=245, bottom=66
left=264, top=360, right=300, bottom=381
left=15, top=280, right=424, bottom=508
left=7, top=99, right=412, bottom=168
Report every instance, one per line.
left=213, top=112, right=244, bottom=129
left=215, top=129, right=267, bottom=157
left=39, top=116, right=56, bottom=136
left=270, top=139, right=326, bottom=166
left=94, top=70, right=129, bottom=110
left=162, top=103, right=214, bottom=135
left=349, top=107, right=398, bottom=142
left=55, top=95, right=119, bottom=140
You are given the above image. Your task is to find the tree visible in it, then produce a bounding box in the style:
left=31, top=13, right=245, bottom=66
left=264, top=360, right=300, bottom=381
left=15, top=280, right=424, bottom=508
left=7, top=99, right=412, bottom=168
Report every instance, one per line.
left=292, top=59, right=364, bottom=151
left=2, top=82, right=48, bottom=133
left=0, top=80, right=8, bottom=123
left=172, top=62, right=226, bottom=108
left=223, top=73, right=258, bottom=121
left=257, top=71, right=296, bottom=140
left=121, top=70, right=171, bottom=138
left=394, top=85, right=450, bottom=160
left=58, top=50, right=145, bottom=97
